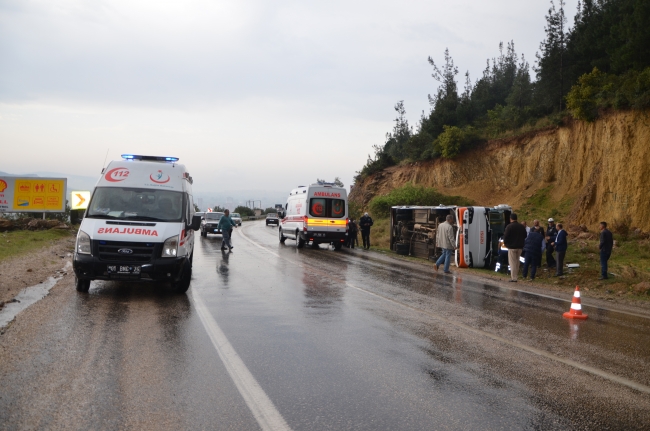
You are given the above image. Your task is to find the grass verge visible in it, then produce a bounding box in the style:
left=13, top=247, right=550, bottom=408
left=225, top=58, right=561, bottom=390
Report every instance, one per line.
left=0, top=230, right=74, bottom=262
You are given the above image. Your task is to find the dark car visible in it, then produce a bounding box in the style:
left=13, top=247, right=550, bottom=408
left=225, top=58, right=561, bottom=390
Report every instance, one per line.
left=201, top=212, right=224, bottom=237
left=266, top=213, right=279, bottom=226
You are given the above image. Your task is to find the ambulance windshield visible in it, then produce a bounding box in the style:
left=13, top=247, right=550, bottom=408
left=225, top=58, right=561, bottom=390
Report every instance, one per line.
left=86, top=187, right=185, bottom=222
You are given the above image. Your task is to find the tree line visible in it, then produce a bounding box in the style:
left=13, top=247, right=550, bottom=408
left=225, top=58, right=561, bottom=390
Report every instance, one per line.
left=358, top=0, right=650, bottom=179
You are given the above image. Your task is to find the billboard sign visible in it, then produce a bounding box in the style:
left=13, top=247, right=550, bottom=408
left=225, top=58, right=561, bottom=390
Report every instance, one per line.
left=0, top=176, right=67, bottom=213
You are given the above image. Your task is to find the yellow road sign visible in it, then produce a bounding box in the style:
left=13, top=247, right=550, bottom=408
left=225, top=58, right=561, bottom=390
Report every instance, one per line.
left=71, top=191, right=91, bottom=210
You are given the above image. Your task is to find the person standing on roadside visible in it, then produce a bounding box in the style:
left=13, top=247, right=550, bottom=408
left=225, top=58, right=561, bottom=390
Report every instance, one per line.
left=347, top=219, right=358, bottom=249
left=359, top=212, right=374, bottom=250
left=522, top=221, right=530, bottom=236
left=503, top=213, right=527, bottom=282
left=435, top=214, right=456, bottom=274
left=553, top=223, right=568, bottom=276
left=217, top=209, right=238, bottom=252
left=522, top=226, right=544, bottom=280
left=599, top=221, right=614, bottom=280
left=545, top=218, right=558, bottom=268
left=533, top=219, right=545, bottom=266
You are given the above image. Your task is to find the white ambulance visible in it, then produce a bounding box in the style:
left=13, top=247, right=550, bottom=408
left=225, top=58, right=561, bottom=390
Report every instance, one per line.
left=279, top=183, right=348, bottom=250
left=72, top=155, right=201, bottom=293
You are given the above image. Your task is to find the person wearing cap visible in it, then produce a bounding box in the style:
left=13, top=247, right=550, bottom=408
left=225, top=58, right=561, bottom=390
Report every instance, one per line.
left=359, top=212, right=374, bottom=250
left=545, top=218, right=558, bottom=268
left=503, top=213, right=527, bottom=282
left=552, top=222, right=568, bottom=276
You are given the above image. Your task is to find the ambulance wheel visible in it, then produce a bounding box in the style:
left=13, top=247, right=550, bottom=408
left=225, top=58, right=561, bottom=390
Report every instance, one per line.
left=333, top=242, right=342, bottom=251
left=396, top=242, right=410, bottom=255
left=296, top=231, right=305, bottom=248
left=172, top=260, right=191, bottom=294
left=75, top=277, right=90, bottom=293
left=279, top=228, right=286, bottom=243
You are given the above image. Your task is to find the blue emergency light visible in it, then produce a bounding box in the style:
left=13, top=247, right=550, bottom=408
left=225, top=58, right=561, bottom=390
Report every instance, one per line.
left=121, top=154, right=179, bottom=162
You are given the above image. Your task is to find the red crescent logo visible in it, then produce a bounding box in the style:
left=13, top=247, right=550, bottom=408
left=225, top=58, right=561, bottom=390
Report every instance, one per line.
left=105, top=167, right=129, bottom=182
left=149, top=171, right=170, bottom=184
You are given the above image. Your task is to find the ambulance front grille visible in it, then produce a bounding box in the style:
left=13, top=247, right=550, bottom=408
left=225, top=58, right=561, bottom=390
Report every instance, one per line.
left=95, top=240, right=157, bottom=262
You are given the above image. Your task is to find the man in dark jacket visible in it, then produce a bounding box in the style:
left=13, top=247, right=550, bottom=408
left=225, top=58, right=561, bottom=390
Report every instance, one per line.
left=553, top=223, right=568, bottom=276
left=503, top=213, right=527, bottom=282
left=599, top=221, right=614, bottom=280
left=359, top=212, right=374, bottom=250
left=522, top=227, right=544, bottom=280
left=347, top=219, right=358, bottom=249
left=545, top=218, right=558, bottom=268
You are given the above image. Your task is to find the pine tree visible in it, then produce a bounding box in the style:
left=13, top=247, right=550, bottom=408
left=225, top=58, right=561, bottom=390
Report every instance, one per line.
left=535, top=0, right=568, bottom=112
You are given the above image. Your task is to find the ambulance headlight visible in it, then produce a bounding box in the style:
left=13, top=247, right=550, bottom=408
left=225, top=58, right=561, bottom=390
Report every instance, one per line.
left=162, top=235, right=179, bottom=257
left=76, top=230, right=91, bottom=255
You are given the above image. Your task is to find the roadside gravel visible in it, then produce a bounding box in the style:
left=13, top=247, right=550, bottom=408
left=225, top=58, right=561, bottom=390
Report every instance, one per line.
left=0, top=236, right=76, bottom=310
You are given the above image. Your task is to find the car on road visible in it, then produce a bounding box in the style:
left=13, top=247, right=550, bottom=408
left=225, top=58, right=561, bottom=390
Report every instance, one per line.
left=201, top=212, right=224, bottom=237
left=266, top=213, right=279, bottom=226
left=231, top=212, right=242, bottom=226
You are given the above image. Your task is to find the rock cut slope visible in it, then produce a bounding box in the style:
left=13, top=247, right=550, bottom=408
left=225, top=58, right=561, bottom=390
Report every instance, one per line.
left=350, top=110, right=650, bottom=230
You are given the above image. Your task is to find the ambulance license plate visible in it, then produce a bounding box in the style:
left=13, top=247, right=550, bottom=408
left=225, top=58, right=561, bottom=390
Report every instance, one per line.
left=108, top=265, right=141, bottom=274
left=313, top=233, right=325, bottom=237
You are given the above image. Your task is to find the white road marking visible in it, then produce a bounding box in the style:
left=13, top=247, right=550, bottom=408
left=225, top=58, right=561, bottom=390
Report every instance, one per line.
left=238, top=222, right=650, bottom=395
left=191, top=289, right=293, bottom=431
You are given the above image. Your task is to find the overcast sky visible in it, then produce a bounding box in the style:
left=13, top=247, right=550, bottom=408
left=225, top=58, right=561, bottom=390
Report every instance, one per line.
left=0, top=0, right=579, bottom=200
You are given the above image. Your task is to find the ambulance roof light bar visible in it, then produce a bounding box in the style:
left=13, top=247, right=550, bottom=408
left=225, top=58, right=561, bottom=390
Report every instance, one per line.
left=121, top=154, right=179, bottom=162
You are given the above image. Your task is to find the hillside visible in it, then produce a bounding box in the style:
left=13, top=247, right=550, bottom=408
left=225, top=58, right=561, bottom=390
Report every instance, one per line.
left=350, top=110, right=650, bottom=231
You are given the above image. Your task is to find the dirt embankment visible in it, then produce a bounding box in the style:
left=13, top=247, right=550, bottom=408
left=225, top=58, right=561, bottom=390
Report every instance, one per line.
left=351, top=110, right=650, bottom=230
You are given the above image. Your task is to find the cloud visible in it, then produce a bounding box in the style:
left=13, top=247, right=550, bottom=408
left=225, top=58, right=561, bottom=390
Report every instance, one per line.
left=0, top=0, right=579, bottom=195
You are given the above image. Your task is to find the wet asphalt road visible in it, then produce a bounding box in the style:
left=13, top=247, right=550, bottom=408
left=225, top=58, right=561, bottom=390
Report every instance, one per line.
left=1, top=220, right=650, bottom=430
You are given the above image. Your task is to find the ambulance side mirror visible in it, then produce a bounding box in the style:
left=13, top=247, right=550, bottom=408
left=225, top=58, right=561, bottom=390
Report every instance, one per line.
left=190, top=215, right=202, bottom=231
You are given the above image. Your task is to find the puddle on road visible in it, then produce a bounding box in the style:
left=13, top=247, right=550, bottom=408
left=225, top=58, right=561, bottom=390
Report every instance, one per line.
left=0, top=261, right=72, bottom=329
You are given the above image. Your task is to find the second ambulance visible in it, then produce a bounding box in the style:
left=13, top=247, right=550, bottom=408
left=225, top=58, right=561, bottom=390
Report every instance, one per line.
left=279, top=182, right=348, bottom=250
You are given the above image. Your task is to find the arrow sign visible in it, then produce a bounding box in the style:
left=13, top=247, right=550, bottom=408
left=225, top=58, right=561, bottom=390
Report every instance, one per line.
left=71, top=191, right=91, bottom=210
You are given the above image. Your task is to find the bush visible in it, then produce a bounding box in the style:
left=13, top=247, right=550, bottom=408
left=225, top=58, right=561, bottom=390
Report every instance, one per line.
left=612, top=214, right=633, bottom=240
left=368, top=183, right=474, bottom=217
left=433, top=125, right=478, bottom=159
left=566, top=67, right=650, bottom=121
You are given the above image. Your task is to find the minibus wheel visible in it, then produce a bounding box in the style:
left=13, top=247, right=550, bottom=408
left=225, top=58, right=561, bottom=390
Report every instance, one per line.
left=296, top=231, right=305, bottom=248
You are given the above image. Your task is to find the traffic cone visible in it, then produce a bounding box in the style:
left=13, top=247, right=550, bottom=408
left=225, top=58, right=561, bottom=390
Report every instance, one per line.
left=563, top=286, right=588, bottom=320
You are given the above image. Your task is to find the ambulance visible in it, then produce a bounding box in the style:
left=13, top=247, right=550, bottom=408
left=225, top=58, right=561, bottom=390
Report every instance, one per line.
left=279, top=183, right=348, bottom=250
left=72, top=155, right=201, bottom=293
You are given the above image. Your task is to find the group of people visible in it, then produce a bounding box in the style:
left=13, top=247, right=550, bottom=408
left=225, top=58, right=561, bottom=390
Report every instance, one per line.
left=346, top=213, right=374, bottom=249
left=503, top=214, right=614, bottom=282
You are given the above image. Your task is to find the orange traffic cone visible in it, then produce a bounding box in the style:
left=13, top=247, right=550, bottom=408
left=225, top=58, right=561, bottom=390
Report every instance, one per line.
left=563, top=286, right=588, bottom=320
